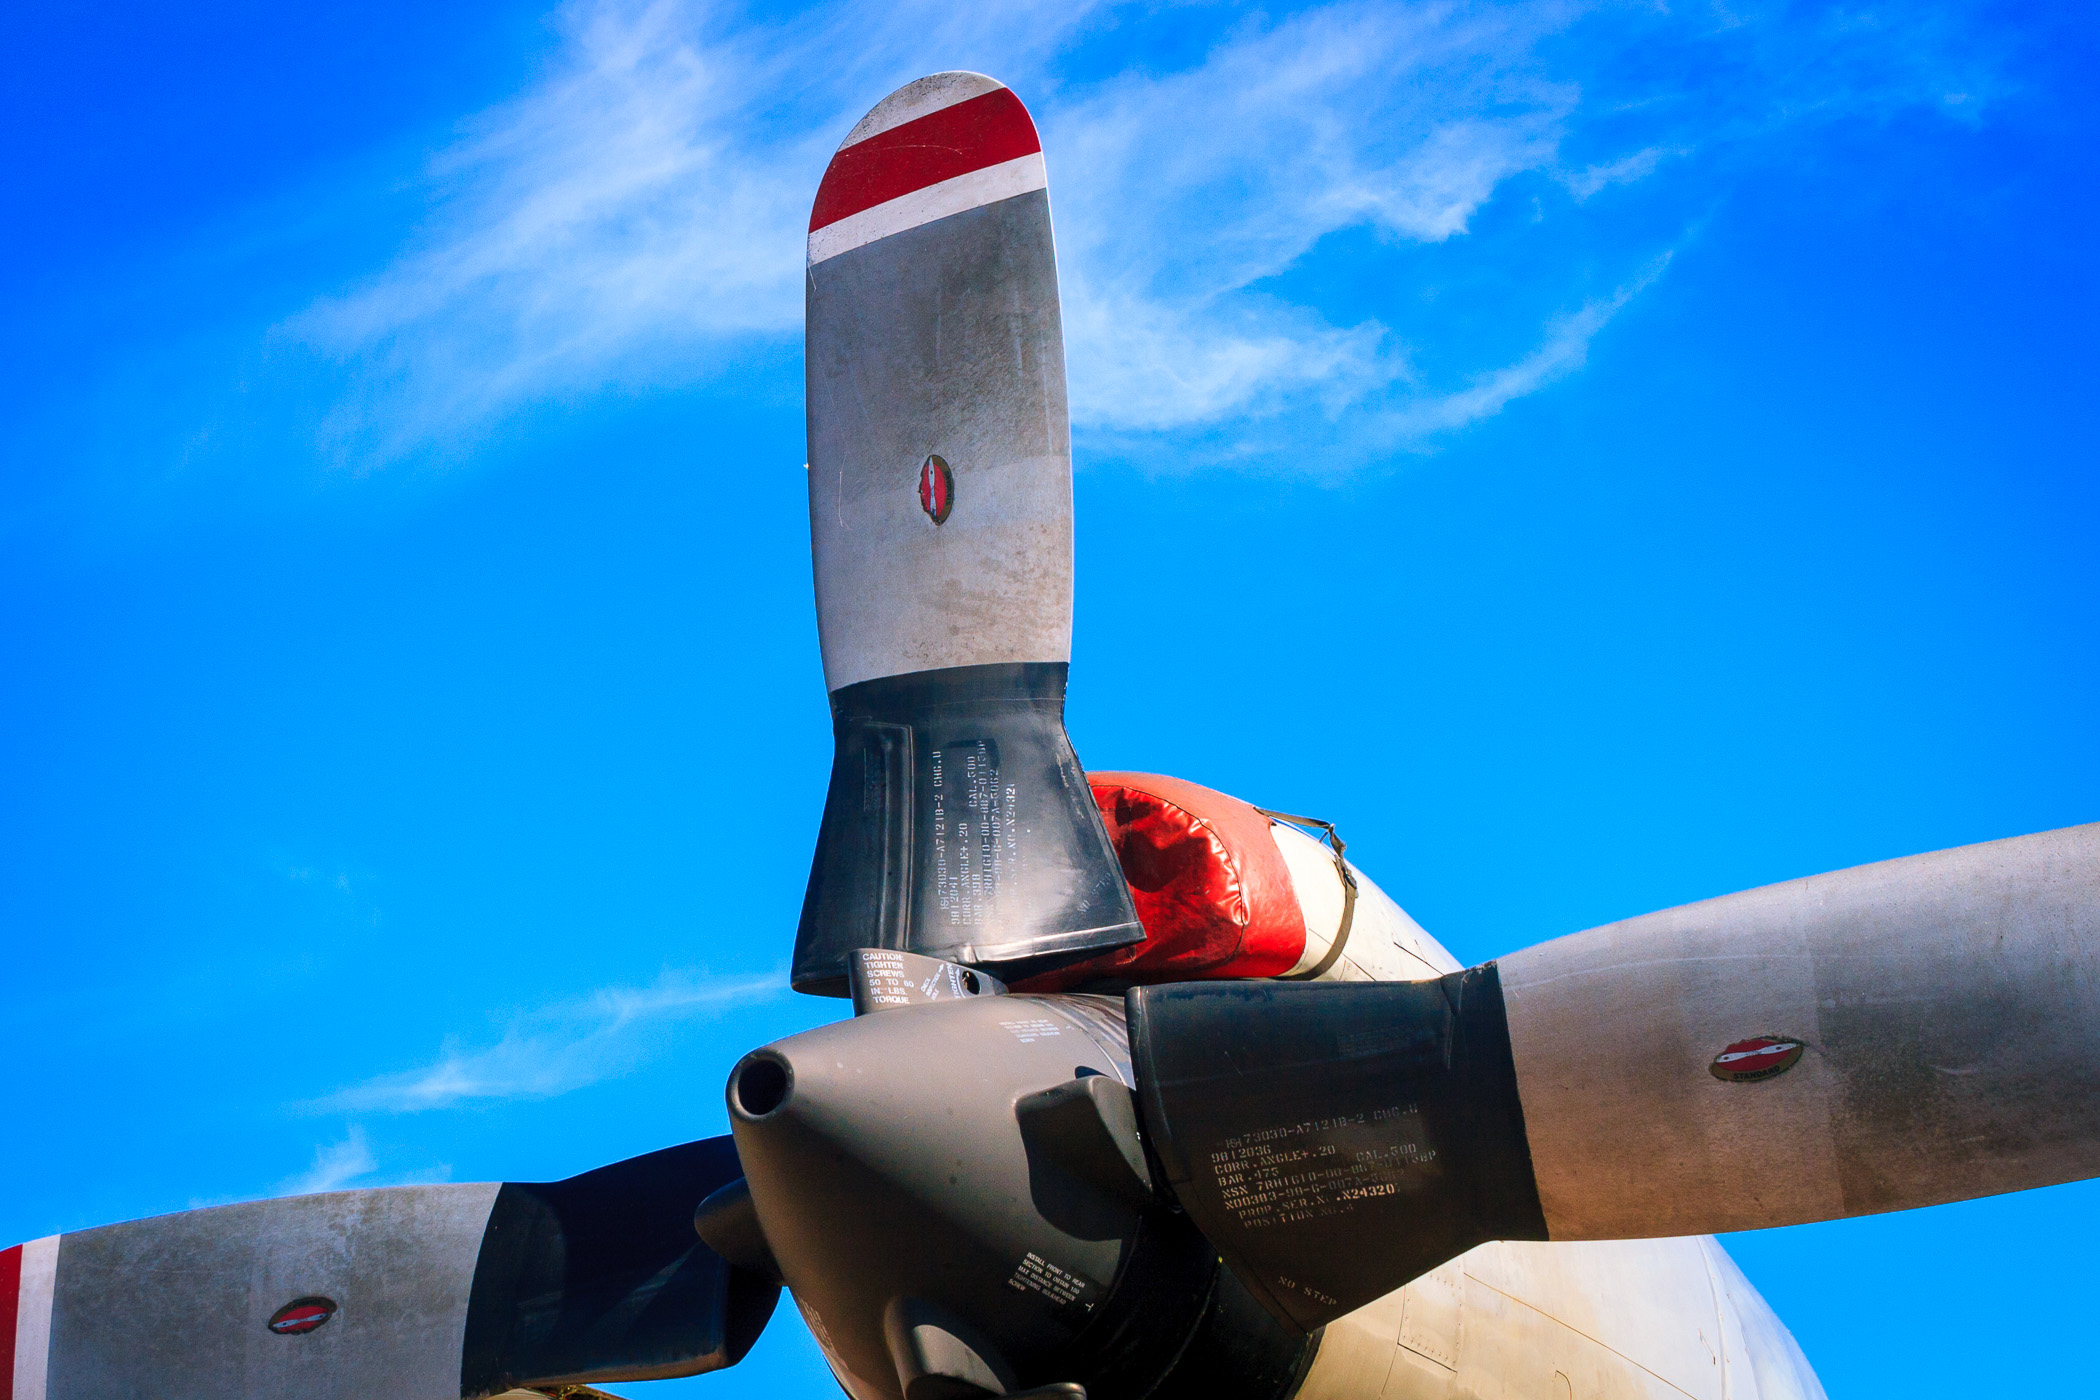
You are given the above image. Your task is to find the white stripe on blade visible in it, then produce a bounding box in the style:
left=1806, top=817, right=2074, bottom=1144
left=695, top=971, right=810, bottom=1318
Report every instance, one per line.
left=808, top=153, right=1048, bottom=266
left=12, top=1236, right=57, bottom=1400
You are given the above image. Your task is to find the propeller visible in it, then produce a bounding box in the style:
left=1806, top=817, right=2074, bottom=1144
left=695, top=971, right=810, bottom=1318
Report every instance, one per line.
left=14, top=65, right=2097, bottom=1400
left=793, top=70, right=1144, bottom=995
left=1125, top=821, right=2100, bottom=1330
left=1, top=1137, right=775, bottom=1399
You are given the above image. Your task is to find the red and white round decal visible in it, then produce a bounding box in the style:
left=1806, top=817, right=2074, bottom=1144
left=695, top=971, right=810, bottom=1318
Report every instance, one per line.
left=1709, top=1035, right=1805, bottom=1083
left=919, top=454, right=954, bottom=525
left=268, top=1296, right=338, bottom=1335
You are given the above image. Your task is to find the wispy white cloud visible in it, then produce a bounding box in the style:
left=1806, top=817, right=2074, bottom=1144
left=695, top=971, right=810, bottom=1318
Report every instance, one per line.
left=288, top=0, right=1109, bottom=460
left=305, top=969, right=785, bottom=1113
left=280, top=0, right=2001, bottom=465
left=1372, top=252, right=1671, bottom=441
left=1559, top=147, right=1682, bottom=202
left=1049, top=1, right=1579, bottom=432
left=279, top=1125, right=379, bottom=1194
left=175, top=1127, right=451, bottom=1208
left=288, top=3, right=809, bottom=460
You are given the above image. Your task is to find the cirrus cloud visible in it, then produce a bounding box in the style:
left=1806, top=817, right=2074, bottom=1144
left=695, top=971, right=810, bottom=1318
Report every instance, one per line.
left=282, top=0, right=2000, bottom=467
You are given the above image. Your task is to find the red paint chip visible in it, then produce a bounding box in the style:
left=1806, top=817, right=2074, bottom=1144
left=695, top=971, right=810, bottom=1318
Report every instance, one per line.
left=1709, top=1035, right=1805, bottom=1083
left=268, top=1296, right=338, bottom=1335
left=920, top=455, right=954, bottom=524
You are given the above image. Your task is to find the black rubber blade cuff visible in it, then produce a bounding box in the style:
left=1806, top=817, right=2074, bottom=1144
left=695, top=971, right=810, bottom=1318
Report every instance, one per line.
left=1126, top=968, right=1546, bottom=1332
left=793, top=662, right=1143, bottom=995
left=461, top=1137, right=778, bottom=1394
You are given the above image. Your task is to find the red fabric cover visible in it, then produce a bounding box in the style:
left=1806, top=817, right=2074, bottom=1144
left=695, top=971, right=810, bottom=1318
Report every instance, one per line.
left=1013, top=772, right=1308, bottom=991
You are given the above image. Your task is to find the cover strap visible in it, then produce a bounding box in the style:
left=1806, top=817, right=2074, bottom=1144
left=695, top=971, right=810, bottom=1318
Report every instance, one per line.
left=1258, top=809, right=1358, bottom=981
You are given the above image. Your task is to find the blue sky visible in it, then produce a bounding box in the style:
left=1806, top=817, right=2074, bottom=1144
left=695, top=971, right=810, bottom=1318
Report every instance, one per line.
left=2, top=0, right=2096, bottom=1395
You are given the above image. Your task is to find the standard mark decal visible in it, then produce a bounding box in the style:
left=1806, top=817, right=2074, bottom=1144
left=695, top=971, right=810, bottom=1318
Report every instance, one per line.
left=1709, top=1036, right=1805, bottom=1083
left=919, top=454, right=954, bottom=525
left=268, top=1296, right=338, bottom=1335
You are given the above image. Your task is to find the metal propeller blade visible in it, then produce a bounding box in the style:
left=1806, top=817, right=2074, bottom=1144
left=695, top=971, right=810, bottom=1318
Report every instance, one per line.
left=2, top=1137, right=777, bottom=1400
left=793, top=71, right=1143, bottom=995
left=1127, top=821, right=2100, bottom=1331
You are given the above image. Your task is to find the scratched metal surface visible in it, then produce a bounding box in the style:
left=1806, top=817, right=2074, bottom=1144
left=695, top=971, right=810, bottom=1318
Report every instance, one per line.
left=1292, top=1237, right=1822, bottom=1400
left=44, top=1184, right=498, bottom=1400
left=805, top=187, right=1073, bottom=693
left=1501, top=821, right=2100, bottom=1239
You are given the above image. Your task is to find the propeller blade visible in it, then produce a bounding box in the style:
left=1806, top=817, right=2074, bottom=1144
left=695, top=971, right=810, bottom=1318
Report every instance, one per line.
left=2, top=1137, right=776, bottom=1399
left=794, top=72, right=1141, bottom=994
left=1128, top=822, right=2100, bottom=1330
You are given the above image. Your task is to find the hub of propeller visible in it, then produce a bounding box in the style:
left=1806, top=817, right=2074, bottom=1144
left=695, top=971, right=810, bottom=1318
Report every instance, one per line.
left=714, top=975, right=1313, bottom=1400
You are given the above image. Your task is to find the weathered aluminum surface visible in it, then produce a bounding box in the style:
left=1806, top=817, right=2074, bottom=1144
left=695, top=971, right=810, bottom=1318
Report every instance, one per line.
left=40, top=1185, right=497, bottom=1400
left=1296, top=1237, right=1823, bottom=1400
left=1502, top=821, right=2100, bottom=1239
left=806, top=188, right=1073, bottom=692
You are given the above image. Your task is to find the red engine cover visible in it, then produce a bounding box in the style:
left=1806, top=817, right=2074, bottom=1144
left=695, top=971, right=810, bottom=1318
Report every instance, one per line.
left=1015, top=772, right=1309, bottom=990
